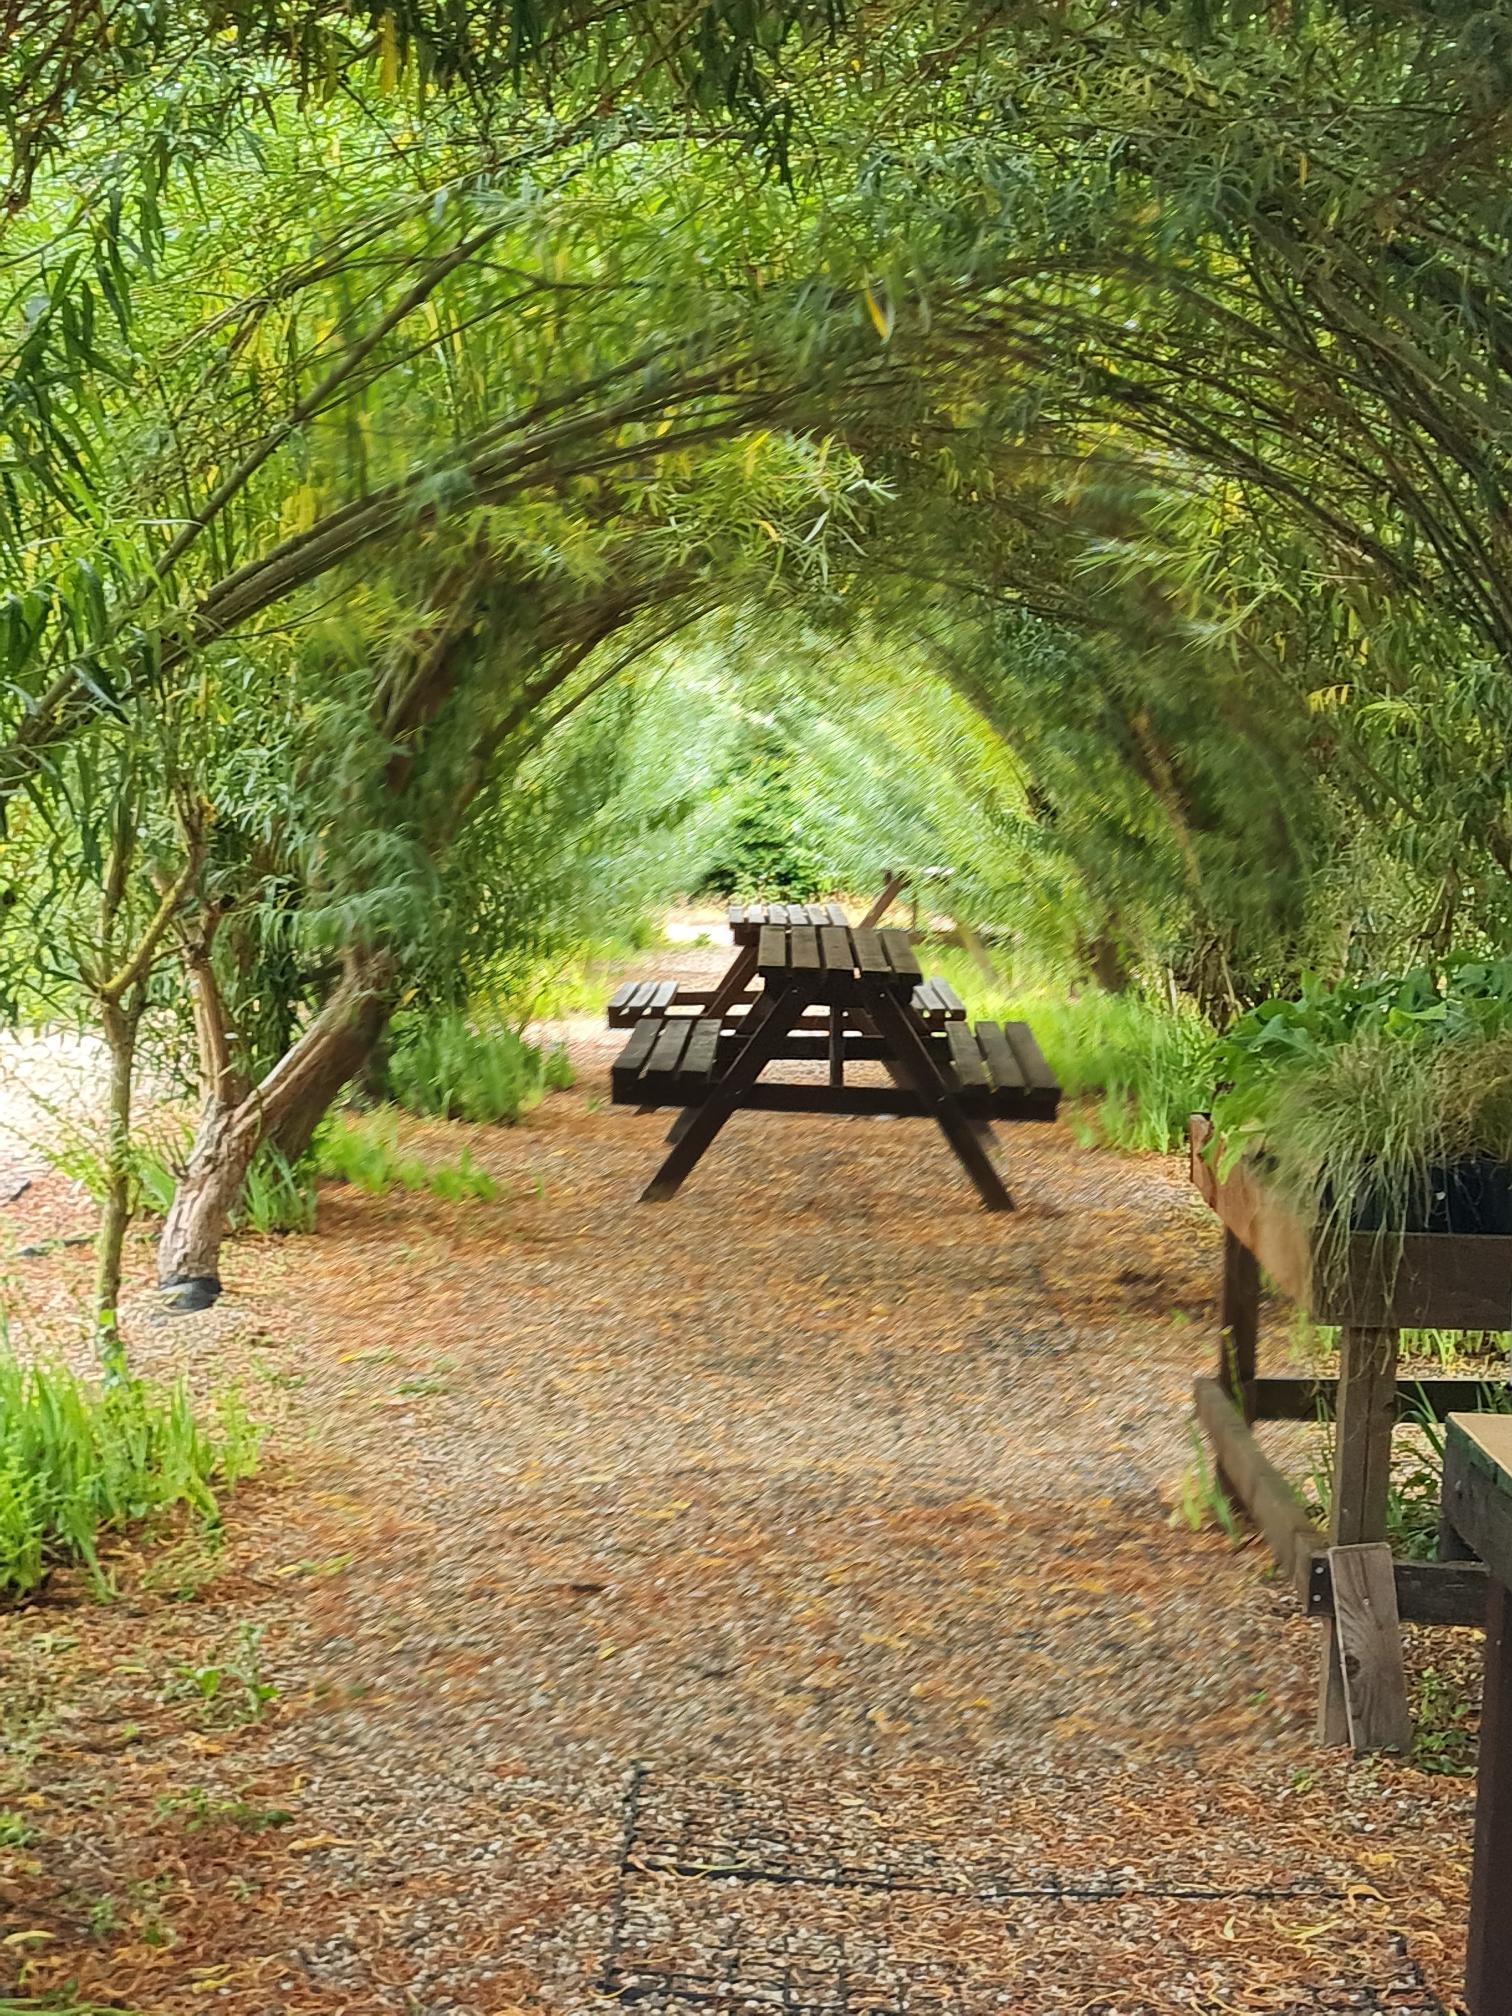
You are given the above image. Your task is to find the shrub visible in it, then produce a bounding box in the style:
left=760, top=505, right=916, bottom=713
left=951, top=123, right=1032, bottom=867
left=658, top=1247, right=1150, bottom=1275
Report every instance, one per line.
left=0, top=1352, right=260, bottom=1599
left=383, top=1010, right=573, bottom=1125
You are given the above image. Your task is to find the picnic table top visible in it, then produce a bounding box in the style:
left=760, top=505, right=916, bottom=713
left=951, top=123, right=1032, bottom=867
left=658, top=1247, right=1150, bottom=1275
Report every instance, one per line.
left=728, top=901, right=850, bottom=928
left=1447, top=1412, right=1512, bottom=1499
left=755, top=920, right=921, bottom=990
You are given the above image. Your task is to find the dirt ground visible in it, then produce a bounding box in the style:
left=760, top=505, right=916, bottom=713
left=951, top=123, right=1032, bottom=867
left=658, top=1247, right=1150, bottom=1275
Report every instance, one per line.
left=0, top=943, right=1480, bottom=2014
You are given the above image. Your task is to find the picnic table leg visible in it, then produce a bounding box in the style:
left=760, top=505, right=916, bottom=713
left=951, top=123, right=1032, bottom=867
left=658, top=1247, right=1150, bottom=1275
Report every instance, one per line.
left=705, top=941, right=760, bottom=1021
left=665, top=986, right=777, bottom=1143
left=641, top=984, right=808, bottom=1203
left=1467, top=1578, right=1512, bottom=2014
left=1317, top=1324, right=1400, bottom=1747
left=829, top=1006, right=845, bottom=1088
left=871, top=991, right=1013, bottom=1212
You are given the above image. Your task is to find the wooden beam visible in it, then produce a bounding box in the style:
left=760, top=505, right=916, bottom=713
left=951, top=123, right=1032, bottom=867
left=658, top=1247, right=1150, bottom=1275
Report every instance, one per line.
left=1192, top=1377, right=1321, bottom=1595
left=1468, top=1581, right=1512, bottom=2014
left=859, top=871, right=907, bottom=930
left=1251, top=1374, right=1512, bottom=1423
left=1305, top=1552, right=1488, bottom=1628
left=1327, top=1543, right=1413, bottom=1754
left=1219, top=1226, right=1260, bottom=1421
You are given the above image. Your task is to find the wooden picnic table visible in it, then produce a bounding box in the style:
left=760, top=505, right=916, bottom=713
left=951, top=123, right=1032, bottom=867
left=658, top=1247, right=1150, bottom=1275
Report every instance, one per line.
left=610, top=906, right=1058, bottom=1211
left=1441, top=1414, right=1512, bottom=2014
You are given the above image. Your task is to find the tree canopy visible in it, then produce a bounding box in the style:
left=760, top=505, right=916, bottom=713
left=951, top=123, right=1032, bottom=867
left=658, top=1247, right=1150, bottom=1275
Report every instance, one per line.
left=4, top=0, right=1510, bottom=1302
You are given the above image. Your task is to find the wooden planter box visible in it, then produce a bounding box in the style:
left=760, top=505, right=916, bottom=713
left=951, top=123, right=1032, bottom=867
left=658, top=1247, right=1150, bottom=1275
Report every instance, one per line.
left=1188, top=1115, right=1512, bottom=1750
left=1189, top=1115, right=1512, bottom=1331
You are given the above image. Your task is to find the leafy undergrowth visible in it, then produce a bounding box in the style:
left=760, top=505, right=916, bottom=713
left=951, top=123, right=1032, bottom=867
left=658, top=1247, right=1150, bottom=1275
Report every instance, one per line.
left=0, top=1351, right=260, bottom=1599
left=383, top=1009, right=574, bottom=1124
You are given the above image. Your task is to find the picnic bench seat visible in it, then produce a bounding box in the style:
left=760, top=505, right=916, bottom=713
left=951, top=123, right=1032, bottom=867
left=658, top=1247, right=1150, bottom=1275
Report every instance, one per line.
left=612, top=1013, right=1059, bottom=1120
left=606, top=979, right=678, bottom=1025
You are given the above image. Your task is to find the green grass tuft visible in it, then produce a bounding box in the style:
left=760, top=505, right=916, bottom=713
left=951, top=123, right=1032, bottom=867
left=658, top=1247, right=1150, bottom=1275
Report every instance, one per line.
left=0, top=1352, right=260, bottom=1599
left=384, top=1010, right=574, bottom=1126
left=314, top=1110, right=502, bottom=1203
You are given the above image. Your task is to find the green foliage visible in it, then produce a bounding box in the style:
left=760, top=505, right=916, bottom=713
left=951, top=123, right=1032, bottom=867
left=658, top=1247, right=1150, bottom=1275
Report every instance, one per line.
left=1410, top=1665, right=1479, bottom=1778
left=231, top=1145, right=319, bottom=1237
left=41, top=1119, right=186, bottom=1221
left=1170, top=1424, right=1241, bottom=1542
left=0, top=1353, right=260, bottom=1599
left=1306, top=1386, right=1512, bottom=1566
left=163, top=1623, right=278, bottom=1724
left=314, top=1110, right=502, bottom=1202
left=383, top=1011, right=572, bottom=1126
left=1209, top=957, right=1512, bottom=1245
left=698, top=734, right=827, bottom=901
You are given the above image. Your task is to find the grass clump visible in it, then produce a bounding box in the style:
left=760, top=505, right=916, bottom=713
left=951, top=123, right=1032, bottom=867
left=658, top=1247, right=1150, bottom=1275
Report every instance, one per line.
left=0, top=1352, right=260, bottom=1599
left=384, top=1009, right=573, bottom=1125
left=314, top=1109, right=501, bottom=1202
left=231, top=1142, right=318, bottom=1236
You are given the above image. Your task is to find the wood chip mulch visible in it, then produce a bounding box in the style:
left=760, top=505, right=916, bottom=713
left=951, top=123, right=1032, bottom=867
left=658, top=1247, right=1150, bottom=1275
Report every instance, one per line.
left=0, top=962, right=1478, bottom=2013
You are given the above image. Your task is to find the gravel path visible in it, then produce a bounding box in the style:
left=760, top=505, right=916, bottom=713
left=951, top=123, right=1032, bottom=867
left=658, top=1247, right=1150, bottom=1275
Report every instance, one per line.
left=0, top=947, right=1476, bottom=2013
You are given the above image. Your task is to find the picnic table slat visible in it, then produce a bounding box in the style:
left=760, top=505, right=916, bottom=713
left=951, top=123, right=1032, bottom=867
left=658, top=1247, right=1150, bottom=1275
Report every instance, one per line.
left=880, top=927, right=922, bottom=980
left=789, top=924, right=821, bottom=970
left=757, top=924, right=787, bottom=973
left=945, top=1019, right=990, bottom=1088
left=819, top=925, right=852, bottom=972
left=1005, top=1019, right=1057, bottom=1092
left=608, top=982, right=636, bottom=1010
left=611, top=1018, right=661, bottom=1090
left=681, top=1017, right=722, bottom=1082
left=934, top=978, right=966, bottom=1016
left=649, top=980, right=677, bottom=1010
left=977, top=1020, right=1026, bottom=1091
left=646, top=1017, right=693, bottom=1076
left=912, top=979, right=942, bottom=1019
left=825, top=902, right=850, bottom=926
left=627, top=980, right=659, bottom=1009
left=851, top=927, right=890, bottom=976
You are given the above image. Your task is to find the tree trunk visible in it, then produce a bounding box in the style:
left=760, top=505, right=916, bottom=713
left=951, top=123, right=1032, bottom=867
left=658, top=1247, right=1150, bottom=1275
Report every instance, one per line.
left=157, top=952, right=394, bottom=1307
left=94, top=996, right=137, bottom=1374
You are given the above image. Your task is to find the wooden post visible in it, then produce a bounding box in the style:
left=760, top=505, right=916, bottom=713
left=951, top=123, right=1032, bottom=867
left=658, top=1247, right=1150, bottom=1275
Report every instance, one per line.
left=1468, top=1579, right=1512, bottom=2013
left=828, top=1006, right=845, bottom=1089
left=1317, top=1325, right=1400, bottom=1745
left=1219, top=1227, right=1260, bottom=1420
left=1327, top=1543, right=1412, bottom=1754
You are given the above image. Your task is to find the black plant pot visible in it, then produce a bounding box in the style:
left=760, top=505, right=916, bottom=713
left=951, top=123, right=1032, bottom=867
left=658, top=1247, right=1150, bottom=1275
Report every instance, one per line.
left=1347, top=1157, right=1512, bottom=1237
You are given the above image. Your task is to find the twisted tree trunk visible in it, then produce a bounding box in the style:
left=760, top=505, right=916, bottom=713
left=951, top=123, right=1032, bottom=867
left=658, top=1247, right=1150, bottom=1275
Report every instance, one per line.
left=157, top=950, right=394, bottom=1308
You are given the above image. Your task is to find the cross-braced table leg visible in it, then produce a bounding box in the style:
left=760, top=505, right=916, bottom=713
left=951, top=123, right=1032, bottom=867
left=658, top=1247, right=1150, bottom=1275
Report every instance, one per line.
left=871, top=990, right=1013, bottom=1211
left=663, top=985, right=779, bottom=1145
left=705, top=940, right=759, bottom=1019
left=642, top=983, right=810, bottom=1202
